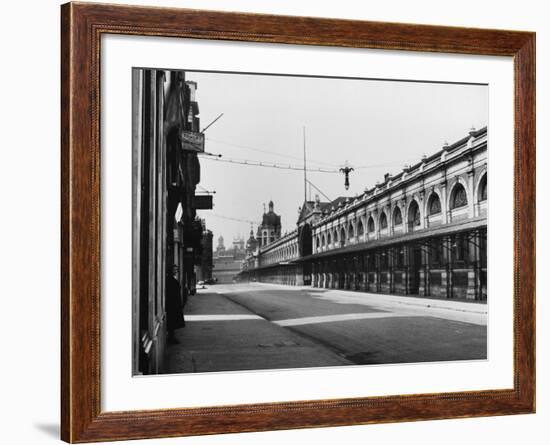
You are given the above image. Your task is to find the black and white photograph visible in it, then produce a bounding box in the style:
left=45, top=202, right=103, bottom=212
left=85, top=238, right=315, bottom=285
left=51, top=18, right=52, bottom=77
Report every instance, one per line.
left=132, top=68, right=488, bottom=376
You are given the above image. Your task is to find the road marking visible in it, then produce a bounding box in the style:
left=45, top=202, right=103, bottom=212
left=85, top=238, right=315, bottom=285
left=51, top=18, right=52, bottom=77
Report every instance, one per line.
left=185, top=314, right=264, bottom=321
left=274, top=312, right=413, bottom=327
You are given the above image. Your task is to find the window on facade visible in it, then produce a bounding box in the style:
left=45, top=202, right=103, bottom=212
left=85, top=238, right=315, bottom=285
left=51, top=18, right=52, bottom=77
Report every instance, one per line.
left=408, top=201, right=421, bottom=228
left=379, top=212, right=388, bottom=230
left=479, top=174, right=487, bottom=202
left=395, top=248, right=405, bottom=267
left=451, top=183, right=468, bottom=209
left=357, top=220, right=364, bottom=236
left=327, top=232, right=332, bottom=245
left=348, top=222, right=354, bottom=239
left=428, top=193, right=442, bottom=215
left=340, top=228, right=346, bottom=247
left=316, top=236, right=320, bottom=250
left=452, top=233, right=469, bottom=264
left=367, top=216, right=375, bottom=233
left=367, top=254, right=376, bottom=269
left=430, top=238, right=444, bottom=265
left=380, top=251, right=389, bottom=269
left=393, top=207, right=403, bottom=226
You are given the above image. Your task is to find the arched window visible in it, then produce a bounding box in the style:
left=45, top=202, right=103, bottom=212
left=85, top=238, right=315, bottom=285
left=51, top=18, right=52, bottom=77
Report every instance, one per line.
left=316, top=236, right=320, bottom=250
left=322, top=234, right=326, bottom=247
left=379, top=212, right=388, bottom=230
left=428, top=193, right=442, bottom=215
left=367, top=216, right=375, bottom=233
left=393, top=207, right=403, bottom=226
left=348, top=222, right=354, bottom=239
left=357, top=220, right=364, bottom=236
left=327, top=232, right=332, bottom=245
left=478, top=174, right=487, bottom=202
left=451, top=183, right=468, bottom=209
left=408, top=200, right=421, bottom=228
left=340, top=228, right=346, bottom=247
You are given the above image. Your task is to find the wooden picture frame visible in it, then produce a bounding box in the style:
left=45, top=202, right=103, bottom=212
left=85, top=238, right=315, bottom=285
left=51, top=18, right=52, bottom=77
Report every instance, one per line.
left=61, top=2, right=535, bottom=442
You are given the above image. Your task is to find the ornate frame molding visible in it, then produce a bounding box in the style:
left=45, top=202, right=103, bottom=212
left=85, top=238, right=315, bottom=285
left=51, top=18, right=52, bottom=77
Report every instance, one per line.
left=61, top=2, right=535, bottom=442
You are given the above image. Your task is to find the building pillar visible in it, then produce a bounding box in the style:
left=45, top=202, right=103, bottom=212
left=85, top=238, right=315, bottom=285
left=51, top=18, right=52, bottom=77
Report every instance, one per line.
left=372, top=252, right=378, bottom=293
left=343, top=258, right=349, bottom=289
left=467, top=230, right=481, bottom=300
left=403, top=246, right=412, bottom=295
left=418, top=246, right=429, bottom=296
left=440, top=182, right=449, bottom=225
left=467, top=168, right=475, bottom=219
left=360, top=272, right=367, bottom=292
left=389, top=251, right=394, bottom=293
left=365, top=253, right=372, bottom=292
left=419, top=191, right=425, bottom=230
left=442, top=236, right=452, bottom=298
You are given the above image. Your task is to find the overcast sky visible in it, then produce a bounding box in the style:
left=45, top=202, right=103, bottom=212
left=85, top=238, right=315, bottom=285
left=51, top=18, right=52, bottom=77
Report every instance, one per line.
left=184, top=70, right=488, bottom=248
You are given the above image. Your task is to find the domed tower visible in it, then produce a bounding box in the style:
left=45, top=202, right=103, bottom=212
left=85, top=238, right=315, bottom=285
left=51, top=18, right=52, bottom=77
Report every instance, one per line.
left=215, top=235, right=226, bottom=256
left=246, top=227, right=258, bottom=254
left=258, top=200, right=282, bottom=247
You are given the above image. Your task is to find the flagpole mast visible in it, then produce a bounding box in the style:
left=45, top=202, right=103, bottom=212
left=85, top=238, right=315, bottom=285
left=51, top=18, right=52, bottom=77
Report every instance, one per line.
left=303, top=126, right=307, bottom=203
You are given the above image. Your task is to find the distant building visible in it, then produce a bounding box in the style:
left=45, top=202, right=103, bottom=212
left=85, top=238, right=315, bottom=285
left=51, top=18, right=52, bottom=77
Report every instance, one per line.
left=232, top=237, right=246, bottom=260
left=215, top=235, right=227, bottom=257
left=213, top=235, right=247, bottom=283
left=196, top=220, right=213, bottom=282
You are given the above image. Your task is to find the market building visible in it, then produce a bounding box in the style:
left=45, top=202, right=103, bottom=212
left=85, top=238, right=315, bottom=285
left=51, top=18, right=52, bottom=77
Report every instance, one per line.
left=238, top=127, right=487, bottom=301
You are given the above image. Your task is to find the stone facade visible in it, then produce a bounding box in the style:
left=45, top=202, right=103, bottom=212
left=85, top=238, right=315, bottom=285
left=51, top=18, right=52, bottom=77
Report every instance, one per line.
left=132, top=69, right=207, bottom=375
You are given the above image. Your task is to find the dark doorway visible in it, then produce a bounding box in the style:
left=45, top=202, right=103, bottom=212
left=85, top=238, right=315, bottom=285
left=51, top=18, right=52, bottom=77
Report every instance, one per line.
left=299, top=224, right=313, bottom=257
left=299, top=224, right=313, bottom=285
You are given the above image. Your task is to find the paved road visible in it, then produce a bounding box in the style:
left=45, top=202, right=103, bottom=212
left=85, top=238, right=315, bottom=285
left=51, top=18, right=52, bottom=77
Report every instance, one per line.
left=165, top=283, right=486, bottom=374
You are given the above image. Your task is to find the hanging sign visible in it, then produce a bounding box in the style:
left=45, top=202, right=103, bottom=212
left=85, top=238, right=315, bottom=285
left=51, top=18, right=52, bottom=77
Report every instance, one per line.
left=193, top=195, right=213, bottom=210
left=181, top=130, right=205, bottom=152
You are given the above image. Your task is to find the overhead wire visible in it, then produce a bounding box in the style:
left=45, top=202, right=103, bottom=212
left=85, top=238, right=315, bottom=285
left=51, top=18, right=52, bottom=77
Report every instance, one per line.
left=306, top=179, right=331, bottom=202
left=206, top=137, right=416, bottom=171
left=201, top=155, right=340, bottom=173
left=201, top=155, right=410, bottom=173
left=205, top=137, right=339, bottom=168
left=206, top=213, right=257, bottom=225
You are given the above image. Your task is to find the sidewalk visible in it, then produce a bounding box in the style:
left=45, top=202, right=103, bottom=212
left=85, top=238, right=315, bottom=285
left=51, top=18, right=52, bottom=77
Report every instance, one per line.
left=250, top=282, right=487, bottom=325
left=164, top=289, right=351, bottom=374
left=253, top=281, right=486, bottom=311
